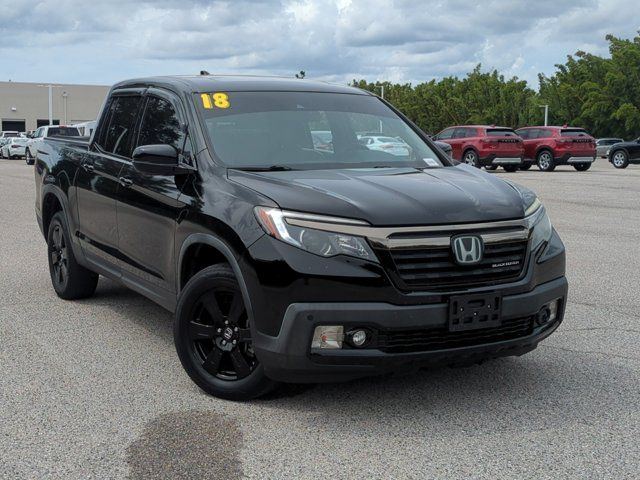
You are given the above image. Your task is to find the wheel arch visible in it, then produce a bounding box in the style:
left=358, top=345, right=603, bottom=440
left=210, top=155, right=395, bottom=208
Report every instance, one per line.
left=535, top=146, right=554, bottom=159
left=177, top=233, right=255, bottom=324
left=41, top=186, right=67, bottom=240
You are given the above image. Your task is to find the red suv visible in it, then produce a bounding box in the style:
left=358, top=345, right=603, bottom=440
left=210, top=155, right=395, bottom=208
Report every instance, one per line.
left=432, top=125, right=525, bottom=171
left=515, top=126, right=596, bottom=172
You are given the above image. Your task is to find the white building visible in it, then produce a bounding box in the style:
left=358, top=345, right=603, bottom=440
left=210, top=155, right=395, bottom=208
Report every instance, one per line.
left=0, top=81, right=110, bottom=132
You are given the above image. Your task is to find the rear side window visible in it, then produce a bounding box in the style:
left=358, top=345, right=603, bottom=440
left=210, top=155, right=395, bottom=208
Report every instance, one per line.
left=560, top=129, right=588, bottom=137
left=47, top=127, right=80, bottom=137
left=102, top=96, right=143, bottom=157
left=486, top=129, right=517, bottom=137
left=137, top=96, right=184, bottom=152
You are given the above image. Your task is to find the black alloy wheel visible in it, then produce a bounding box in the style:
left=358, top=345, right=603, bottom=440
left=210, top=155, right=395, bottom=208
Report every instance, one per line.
left=49, top=222, right=69, bottom=290
left=190, top=287, right=255, bottom=381
left=46, top=212, right=98, bottom=299
left=174, top=264, right=277, bottom=400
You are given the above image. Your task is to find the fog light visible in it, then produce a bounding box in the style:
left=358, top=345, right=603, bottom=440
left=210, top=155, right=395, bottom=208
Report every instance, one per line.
left=311, top=326, right=343, bottom=349
left=536, top=299, right=560, bottom=326
left=350, top=329, right=368, bottom=347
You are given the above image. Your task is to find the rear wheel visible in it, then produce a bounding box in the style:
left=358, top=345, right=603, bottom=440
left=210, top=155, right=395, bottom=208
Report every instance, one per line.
left=174, top=264, right=278, bottom=400
left=611, top=150, right=629, bottom=169
left=462, top=150, right=479, bottom=167
left=519, top=162, right=532, bottom=171
left=25, top=149, right=34, bottom=165
left=573, top=163, right=591, bottom=171
left=537, top=151, right=556, bottom=172
left=484, top=165, right=498, bottom=171
left=502, top=165, right=518, bottom=172
left=47, top=212, right=99, bottom=299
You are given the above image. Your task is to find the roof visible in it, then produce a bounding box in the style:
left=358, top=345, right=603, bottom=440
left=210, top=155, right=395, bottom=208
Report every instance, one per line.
left=446, top=125, right=514, bottom=129
left=112, top=75, right=370, bottom=95
left=517, top=126, right=585, bottom=130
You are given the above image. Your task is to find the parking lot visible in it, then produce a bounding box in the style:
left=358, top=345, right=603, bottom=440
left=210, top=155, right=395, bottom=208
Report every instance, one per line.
left=1, top=158, right=638, bottom=479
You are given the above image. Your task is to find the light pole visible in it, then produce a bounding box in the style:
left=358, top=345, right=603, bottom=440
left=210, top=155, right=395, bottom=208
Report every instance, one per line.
left=539, top=104, right=549, bottom=126
left=62, top=92, right=68, bottom=125
left=37, top=84, right=63, bottom=126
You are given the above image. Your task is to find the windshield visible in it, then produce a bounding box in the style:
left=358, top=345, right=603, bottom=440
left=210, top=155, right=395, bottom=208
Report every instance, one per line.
left=196, top=91, right=444, bottom=170
left=561, top=129, right=588, bottom=137
left=487, top=128, right=517, bottom=137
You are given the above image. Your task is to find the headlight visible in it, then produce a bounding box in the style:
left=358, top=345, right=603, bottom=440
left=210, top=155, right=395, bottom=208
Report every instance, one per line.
left=255, top=207, right=377, bottom=261
left=528, top=206, right=553, bottom=251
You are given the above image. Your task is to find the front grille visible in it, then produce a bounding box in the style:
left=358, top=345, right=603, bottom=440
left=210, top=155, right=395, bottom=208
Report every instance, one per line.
left=377, top=316, right=533, bottom=353
left=389, top=240, right=528, bottom=290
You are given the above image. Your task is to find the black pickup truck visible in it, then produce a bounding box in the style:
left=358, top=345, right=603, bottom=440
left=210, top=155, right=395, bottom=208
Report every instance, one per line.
left=35, top=75, right=568, bottom=400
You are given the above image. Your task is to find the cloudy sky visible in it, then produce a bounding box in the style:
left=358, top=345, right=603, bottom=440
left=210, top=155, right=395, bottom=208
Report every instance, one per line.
left=1, top=0, right=638, bottom=89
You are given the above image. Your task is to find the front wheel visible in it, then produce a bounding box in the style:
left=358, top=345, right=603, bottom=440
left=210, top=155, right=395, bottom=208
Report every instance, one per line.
left=611, top=150, right=629, bottom=169
left=174, top=264, right=278, bottom=400
left=462, top=150, right=479, bottom=168
left=573, top=163, right=591, bottom=171
left=25, top=149, right=34, bottom=165
left=537, top=151, right=556, bottom=172
left=502, top=165, right=518, bottom=172
left=484, top=165, right=498, bottom=171
left=519, top=162, right=532, bottom=171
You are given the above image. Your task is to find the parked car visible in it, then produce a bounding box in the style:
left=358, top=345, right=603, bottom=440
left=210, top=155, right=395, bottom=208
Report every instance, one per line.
left=596, top=138, right=624, bottom=158
left=25, top=125, right=81, bottom=165
left=0, top=138, right=11, bottom=154
left=35, top=75, right=567, bottom=400
left=0, top=137, right=29, bottom=159
left=0, top=131, right=19, bottom=138
left=434, top=140, right=452, bottom=158
left=515, top=126, right=596, bottom=172
left=607, top=137, right=640, bottom=169
left=359, top=135, right=411, bottom=156
left=432, top=125, right=525, bottom=171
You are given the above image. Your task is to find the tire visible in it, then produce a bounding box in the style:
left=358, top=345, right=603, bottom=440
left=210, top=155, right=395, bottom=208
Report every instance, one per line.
left=25, top=149, right=34, bottom=165
left=573, top=163, right=591, bottom=172
left=462, top=149, right=479, bottom=167
left=47, top=212, right=99, bottom=300
left=174, top=264, right=278, bottom=400
left=611, top=150, right=629, bottom=169
left=484, top=165, right=498, bottom=171
left=537, top=150, right=556, bottom=172
left=519, top=162, right=532, bottom=171
left=502, top=165, right=518, bottom=172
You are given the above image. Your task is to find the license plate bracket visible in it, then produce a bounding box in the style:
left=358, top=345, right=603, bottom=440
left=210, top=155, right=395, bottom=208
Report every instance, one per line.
left=449, top=293, right=502, bottom=332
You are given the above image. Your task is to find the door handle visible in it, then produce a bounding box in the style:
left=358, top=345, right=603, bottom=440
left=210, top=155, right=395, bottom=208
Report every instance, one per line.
left=82, top=162, right=94, bottom=172
left=119, top=177, right=133, bottom=188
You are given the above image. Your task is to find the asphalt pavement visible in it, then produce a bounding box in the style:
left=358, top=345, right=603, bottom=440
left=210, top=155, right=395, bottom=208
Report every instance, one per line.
left=1, top=158, right=638, bottom=479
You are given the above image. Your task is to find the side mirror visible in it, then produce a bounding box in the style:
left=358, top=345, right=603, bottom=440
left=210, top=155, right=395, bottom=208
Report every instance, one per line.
left=132, top=144, right=190, bottom=175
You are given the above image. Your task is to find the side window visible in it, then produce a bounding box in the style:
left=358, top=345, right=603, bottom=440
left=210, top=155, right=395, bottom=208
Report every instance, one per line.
left=103, top=95, right=143, bottom=157
left=137, top=96, right=184, bottom=152
left=452, top=128, right=466, bottom=139
left=465, top=127, right=478, bottom=137
left=436, top=128, right=454, bottom=140
left=516, top=129, right=527, bottom=139
left=538, top=129, right=552, bottom=139
left=36, top=128, right=43, bottom=138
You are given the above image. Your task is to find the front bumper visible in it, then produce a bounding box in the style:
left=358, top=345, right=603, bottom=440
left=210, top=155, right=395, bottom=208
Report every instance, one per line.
left=253, top=276, right=568, bottom=383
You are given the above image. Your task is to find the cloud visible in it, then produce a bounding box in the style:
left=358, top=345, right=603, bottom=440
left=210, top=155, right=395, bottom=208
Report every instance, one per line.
left=0, top=0, right=637, bottom=88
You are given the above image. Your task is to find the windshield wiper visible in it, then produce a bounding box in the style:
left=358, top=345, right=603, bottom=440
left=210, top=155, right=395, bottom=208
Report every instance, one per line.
left=235, top=165, right=296, bottom=172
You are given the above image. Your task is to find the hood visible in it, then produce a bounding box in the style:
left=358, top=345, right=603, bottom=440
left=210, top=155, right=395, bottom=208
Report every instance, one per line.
left=228, top=164, right=526, bottom=226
